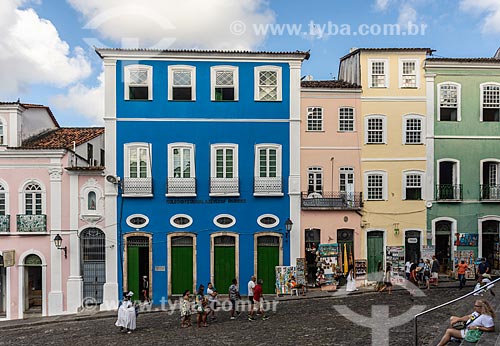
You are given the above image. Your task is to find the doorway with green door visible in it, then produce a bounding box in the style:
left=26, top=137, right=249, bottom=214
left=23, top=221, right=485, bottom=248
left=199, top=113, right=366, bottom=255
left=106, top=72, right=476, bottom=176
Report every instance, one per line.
left=255, top=234, right=282, bottom=294
left=125, top=235, right=151, bottom=301
left=212, top=234, right=238, bottom=294
left=169, top=233, right=195, bottom=295
left=367, top=231, right=384, bottom=281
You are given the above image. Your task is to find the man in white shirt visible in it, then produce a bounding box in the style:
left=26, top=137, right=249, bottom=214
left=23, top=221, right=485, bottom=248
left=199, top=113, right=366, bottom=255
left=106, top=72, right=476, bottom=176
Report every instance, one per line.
left=247, top=275, right=256, bottom=315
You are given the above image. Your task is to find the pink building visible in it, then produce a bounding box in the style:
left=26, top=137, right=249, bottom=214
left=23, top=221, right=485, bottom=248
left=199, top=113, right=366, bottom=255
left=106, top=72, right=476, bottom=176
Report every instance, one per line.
left=300, top=81, right=363, bottom=285
left=0, top=102, right=116, bottom=320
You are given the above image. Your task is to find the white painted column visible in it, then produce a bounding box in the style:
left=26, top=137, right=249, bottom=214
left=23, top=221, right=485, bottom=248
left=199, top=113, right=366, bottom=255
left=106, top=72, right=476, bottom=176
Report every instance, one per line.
left=425, top=73, right=436, bottom=246
left=289, top=61, right=302, bottom=264
left=102, top=58, right=119, bottom=309
left=48, top=167, right=64, bottom=316
left=66, top=173, right=82, bottom=313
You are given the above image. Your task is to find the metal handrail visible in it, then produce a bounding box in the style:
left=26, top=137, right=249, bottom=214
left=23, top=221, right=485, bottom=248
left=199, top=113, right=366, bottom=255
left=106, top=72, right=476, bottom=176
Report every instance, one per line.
left=413, top=276, right=500, bottom=346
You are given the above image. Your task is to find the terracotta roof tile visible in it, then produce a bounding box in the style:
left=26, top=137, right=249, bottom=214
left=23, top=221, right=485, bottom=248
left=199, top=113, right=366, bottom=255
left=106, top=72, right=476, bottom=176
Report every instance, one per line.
left=301, top=80, right=361, bottom=89
left=17, top=128, right=104, bottom=150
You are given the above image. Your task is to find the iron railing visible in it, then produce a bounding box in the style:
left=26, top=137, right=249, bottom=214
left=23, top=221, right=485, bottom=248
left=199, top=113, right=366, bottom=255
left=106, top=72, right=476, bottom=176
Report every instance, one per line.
left=0, top=215, right=10, bottom=232
left=480, top=184, right=500, bottom=201
left=122, top=177, right=153, bottom=195
left=301, top=191, right=363, bottom=210
left=435, top=184, right=462, bottom=200
left=413, top=276, right=500, bottom=346
left=254, top=177, right=282, bottom=194
left=210, top=177, right=239, bottom=194
left=167, top=177, right=196, bottom=194
left=16, top=214, right=46, bottom=232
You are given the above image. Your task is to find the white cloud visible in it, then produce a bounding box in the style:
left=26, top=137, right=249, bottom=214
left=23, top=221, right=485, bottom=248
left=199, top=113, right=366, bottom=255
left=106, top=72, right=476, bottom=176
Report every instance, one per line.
left=398, top=3, right=417, bottom=27
left=0, top=0, right=91, bottom=95
left=460, top=0, right=500, bottom=34
left=67, top=0, right=275, bottom=50
left=51, top=72, right=105, bottom=126
left=374, top=0, right=391, bottom=11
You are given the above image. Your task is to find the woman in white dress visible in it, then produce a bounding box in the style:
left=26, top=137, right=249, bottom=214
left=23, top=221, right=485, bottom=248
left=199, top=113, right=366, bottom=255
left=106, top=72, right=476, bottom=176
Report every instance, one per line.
left=346, top=267, right=358, bottom=292
left=115, top=291, right=137, bottom=333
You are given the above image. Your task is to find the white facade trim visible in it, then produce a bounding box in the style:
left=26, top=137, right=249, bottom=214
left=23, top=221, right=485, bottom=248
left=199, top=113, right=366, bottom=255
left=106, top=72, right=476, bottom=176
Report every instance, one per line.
left=210, top=232, right=239, bottom=286
left=17, top=250, right=47, bottom=319
left=210, top=65, right=239, bottom=101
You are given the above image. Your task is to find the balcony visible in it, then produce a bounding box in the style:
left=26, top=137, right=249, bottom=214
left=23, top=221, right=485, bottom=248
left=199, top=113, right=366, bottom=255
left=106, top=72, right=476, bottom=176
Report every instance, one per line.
left=167, top=177, right=196, bottom=196
left=480, top=184, right=500, bottom=201
left=16, top=214, right=47, bottom=232
left=210, top=177, right=239, bottom=196
left=435, top=184, right=463, bottom=201
left=254, top=177, right=283, bottom=195
left=122, top=177, right=153, bottom=196
left=301, top=192, right=363, bottom=210
left=0, top=215, right=10, bottom=232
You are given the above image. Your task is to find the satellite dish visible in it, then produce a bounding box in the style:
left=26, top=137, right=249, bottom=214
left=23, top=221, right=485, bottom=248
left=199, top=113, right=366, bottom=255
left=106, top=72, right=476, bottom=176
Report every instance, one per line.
left=308, top=192, right=322, bottom=198
left=106, top=175, right=119, bottom=184
left=426, top=201, right=432, bottom=208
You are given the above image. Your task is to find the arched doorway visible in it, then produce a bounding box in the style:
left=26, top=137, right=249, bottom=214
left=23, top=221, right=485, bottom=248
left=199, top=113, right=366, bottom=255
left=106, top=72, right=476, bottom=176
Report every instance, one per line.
left=170, top=235, right=194, bottom=295
left=126, top=235, right=151, bottom=299
left=24, top=254, right=42, bottom=313
left=0, top=255, right=5, bottom=316
left=337, top=229, right=354, bottom=273
left=81, top=228, right=106, bottom=305
left=367, top=231, right=384, bottom=281
left=213, top=235, right=236, bottom=294
left=482, top=220, right=499, bottom=270
left=256, top=235, right=280, bottom=293
left=435, top=220, right=453, bottom=272
left=305, top=228, right=320, bottom=285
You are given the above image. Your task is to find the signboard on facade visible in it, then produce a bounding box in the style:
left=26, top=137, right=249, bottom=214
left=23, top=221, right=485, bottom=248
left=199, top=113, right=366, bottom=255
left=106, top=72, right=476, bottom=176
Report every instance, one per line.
left=154, top=266, right=165, bottom=272
left=3, top=250, right=15, bottom=267
left=407, top=238, right=418, bottom=244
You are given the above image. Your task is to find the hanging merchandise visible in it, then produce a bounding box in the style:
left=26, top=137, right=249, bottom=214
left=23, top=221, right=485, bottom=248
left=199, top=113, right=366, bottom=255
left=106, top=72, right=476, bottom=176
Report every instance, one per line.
left=295, top=258, right=307, bottom=286
left=454, top=250, right=476, bottom=280
left=386, top=246, right=405, bottom=285
left=317, top=244, right=340, bottom=290
left=354, top=259, right=367, bottom=280
left=275, top=266, right=295, bottom=295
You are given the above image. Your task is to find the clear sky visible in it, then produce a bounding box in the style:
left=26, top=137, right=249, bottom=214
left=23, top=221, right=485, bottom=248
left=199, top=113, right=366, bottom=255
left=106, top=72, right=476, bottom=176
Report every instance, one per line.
left=1, top=0, right=500, bottom=126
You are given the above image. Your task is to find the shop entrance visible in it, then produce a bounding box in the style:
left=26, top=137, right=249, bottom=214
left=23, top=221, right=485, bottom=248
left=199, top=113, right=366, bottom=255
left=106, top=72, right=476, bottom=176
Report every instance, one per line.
left=257, top=235, right=279, bottom=293
left=435, top=220, right=452, bottom=272
left=127, top=236, right=150, bottom=299
left=337, top=229, right=354, bottom=276
left=24, top=254, right=42, bottom=313
left=305, top=228, right=320, bottom=285
left=405, top=230, right=421, bottom=263
left=0, top=255, right=5, bottom=316
left=171, top=236, right=194, bottom=295
left=81, top=228, right=106, bottom=305
left=482, top=220, right=499, bottom=270
left=214, top=235, right=235, bottom=294
left=367, top=231, right=384, bottom=281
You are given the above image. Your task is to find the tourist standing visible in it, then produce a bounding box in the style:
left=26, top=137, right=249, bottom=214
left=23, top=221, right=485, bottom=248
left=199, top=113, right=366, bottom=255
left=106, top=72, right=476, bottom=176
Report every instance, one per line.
left=405, top=260, right=412, bottom=280
left=180, top=289, right=192, bottom=328
left=195, top=284, right=208, bottom=328
left=248, top=279, right=269, bottom=321
left=229, top=278, right=241, bottom=320
left=456, top=260, right=468, bottom=289
left=247, top=275, right=256, bottom=314
left=431, top=255, right=440, bottom=287
left=206, top=282, right=218, bottom=321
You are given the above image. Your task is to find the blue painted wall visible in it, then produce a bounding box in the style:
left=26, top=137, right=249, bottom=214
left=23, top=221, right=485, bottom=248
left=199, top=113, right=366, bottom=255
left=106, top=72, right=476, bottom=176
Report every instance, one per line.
left=114, top=59, right=292, bottom=301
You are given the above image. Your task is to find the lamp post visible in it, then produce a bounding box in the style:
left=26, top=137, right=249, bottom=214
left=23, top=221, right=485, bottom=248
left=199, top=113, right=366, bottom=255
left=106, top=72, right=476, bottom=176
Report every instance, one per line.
left=54, top=234, right=67, bottom=258
left=285, top=218, right=293, bottom=240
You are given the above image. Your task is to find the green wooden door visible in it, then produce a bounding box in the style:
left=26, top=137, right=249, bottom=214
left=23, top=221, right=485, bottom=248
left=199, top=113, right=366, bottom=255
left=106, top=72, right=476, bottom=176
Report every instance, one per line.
left=127, top=247, right=140, bottom=297
left=171, top=245, right=193, bottom=294
left=257, top=245, right=279, bottom=293
left=367, top=232, right=384, bottom=281
left=214, top=246, right=235, bottom=294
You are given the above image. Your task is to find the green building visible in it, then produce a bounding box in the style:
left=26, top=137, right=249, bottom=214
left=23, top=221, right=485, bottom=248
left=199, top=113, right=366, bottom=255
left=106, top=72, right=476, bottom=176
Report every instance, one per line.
left=425, top=52, right=500, bottom=274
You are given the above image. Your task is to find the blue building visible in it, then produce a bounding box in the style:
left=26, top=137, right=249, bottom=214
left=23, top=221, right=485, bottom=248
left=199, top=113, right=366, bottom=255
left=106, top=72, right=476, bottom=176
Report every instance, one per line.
left=97, top=49, right=309, bottom=300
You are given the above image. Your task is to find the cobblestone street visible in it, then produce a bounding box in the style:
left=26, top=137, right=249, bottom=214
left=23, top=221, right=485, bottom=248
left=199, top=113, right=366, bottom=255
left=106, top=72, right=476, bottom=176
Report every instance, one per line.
left=2, top=285, right=497, bottom=346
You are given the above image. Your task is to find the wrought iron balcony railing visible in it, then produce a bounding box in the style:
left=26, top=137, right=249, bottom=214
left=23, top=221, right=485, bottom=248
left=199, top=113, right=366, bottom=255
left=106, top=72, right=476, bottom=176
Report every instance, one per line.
left=301, top=192, right=363, bottom=210
left=254, top=177, right=282, bottom=194
left=210, top=177, right=239, bottom=195
left=122, top=177, right=153, bottom=196
left=480, top=184, right=500, bottom=201
left=0, top=214, right=10, bottom=232
left=435, top=184, right=463, bottom=201
left=16, top=214, right=47, bottom=232
left=167, top=177, right=196, bottom=195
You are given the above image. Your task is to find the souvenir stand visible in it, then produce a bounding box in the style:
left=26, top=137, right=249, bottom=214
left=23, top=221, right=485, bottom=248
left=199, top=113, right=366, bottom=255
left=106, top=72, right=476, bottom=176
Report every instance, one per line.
left=275, top=266, right=295, bottom=295
left=354, top=259, right=367, bottom=284
left=295, top=258, right=307, bottom=286
left=453, top=233, right=477, bottom=279
left=386, top=246, right=405, bottom=285
left=317, top=244, right=340, bottom=291
left=454, top=250, right=476, bottom=280
left=421, top=245, right=435, bottom=262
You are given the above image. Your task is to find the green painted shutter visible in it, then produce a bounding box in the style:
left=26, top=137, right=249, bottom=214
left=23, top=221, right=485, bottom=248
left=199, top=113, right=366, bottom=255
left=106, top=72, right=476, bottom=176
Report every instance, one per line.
left=127, top=247, right=140, bottom=297
left=171, top=246, right=193, bottom=294
left=214, top=246, right=235, bottom=294
left=257, top=245, right=279, bottom=293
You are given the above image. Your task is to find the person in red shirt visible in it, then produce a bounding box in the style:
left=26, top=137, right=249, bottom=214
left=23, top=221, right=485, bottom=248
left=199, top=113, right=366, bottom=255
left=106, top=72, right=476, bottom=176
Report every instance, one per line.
left=456, top=260, right=468, bottom=289
left=248, top=279, right=269, bottom=321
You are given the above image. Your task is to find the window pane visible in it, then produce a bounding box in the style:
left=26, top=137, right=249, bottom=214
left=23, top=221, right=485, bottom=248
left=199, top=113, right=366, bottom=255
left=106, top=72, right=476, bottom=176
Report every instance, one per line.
left=367, top=118, right=383, bottom=143
left=367, top=175, right=383, bottom=200
left=173, top=87, right=192, bottom=100
left=405, top=118, right=422, bottom=144
left=307, top=107, right=323, bottom=131
left=129, top=86, right=148, bottom=100
left=173, top=71, right=191, bottom=86
left=339, top=108, right=354, bottom=131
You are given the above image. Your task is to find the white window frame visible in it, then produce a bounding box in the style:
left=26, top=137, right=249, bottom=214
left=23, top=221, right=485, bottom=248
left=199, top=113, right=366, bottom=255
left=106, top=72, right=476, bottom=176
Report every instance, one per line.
left=364, top=115, right=387, bottom=144
left=19, top=180, right=46, bottom=215
left=124, top=64, right=153, bottom=101
left=210, top=66, right=238, bottom=101
left=402, top=170, right=424, bottom=200
left=338, top=107, right=355, bottom=132
left=254, top=65, right=282, bottom=101
left=437, top=82, right=461, bottom=121
left=399, top=59, right=419, bottom=88
left=169, top=214, right=193, bottom=229
left=168, top=142, right=195, bottom=178
left=257, top=214, right=280, bottom=228
left=168, top=65, right=196, bottom=101
left=480, top=82, right=500, bottom=122
left=211, top=144, right=238, bottom=179
left=127, top=214, right=150, bottom=229
left=364, top=171, right=388, bottom=201
left=368, top=59, right=389, bottom=88
left=436, top=158, right=460, bottom=187
left=306, top=107, right=324, bottom=131
left=307, top=166, right=323, bottom=195
left=213, top=214, right=236, bottom=228
left=254, top=144, right=282, bottom=178
left=0, top=117, right=6, bottom=145
left=402, top=114, right=424, bottom=145
left=0, top=180, right=9, bottom=217
left=124, top=143, right=151, bottom=179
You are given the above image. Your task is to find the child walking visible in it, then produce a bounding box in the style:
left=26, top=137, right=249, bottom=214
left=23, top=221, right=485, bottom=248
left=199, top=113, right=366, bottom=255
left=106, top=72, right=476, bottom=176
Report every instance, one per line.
left=180, top=290, right=192, bottom=328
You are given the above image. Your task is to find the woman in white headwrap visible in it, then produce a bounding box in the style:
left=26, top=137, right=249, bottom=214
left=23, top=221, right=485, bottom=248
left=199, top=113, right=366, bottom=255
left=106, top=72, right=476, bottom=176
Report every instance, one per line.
left=115, top=291, right=137, bottom=333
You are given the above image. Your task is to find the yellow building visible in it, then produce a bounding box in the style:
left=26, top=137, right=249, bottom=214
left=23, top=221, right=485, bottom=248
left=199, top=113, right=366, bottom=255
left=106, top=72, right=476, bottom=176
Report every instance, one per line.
left=339, top=48, right=432, bottom=277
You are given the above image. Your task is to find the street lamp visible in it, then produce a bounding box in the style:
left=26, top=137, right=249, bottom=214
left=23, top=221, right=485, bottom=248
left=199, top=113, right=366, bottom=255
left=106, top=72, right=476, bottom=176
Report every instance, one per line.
left=285, top=218, right=293, bottom=240
left=54, top=234, right=67, bottom=258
